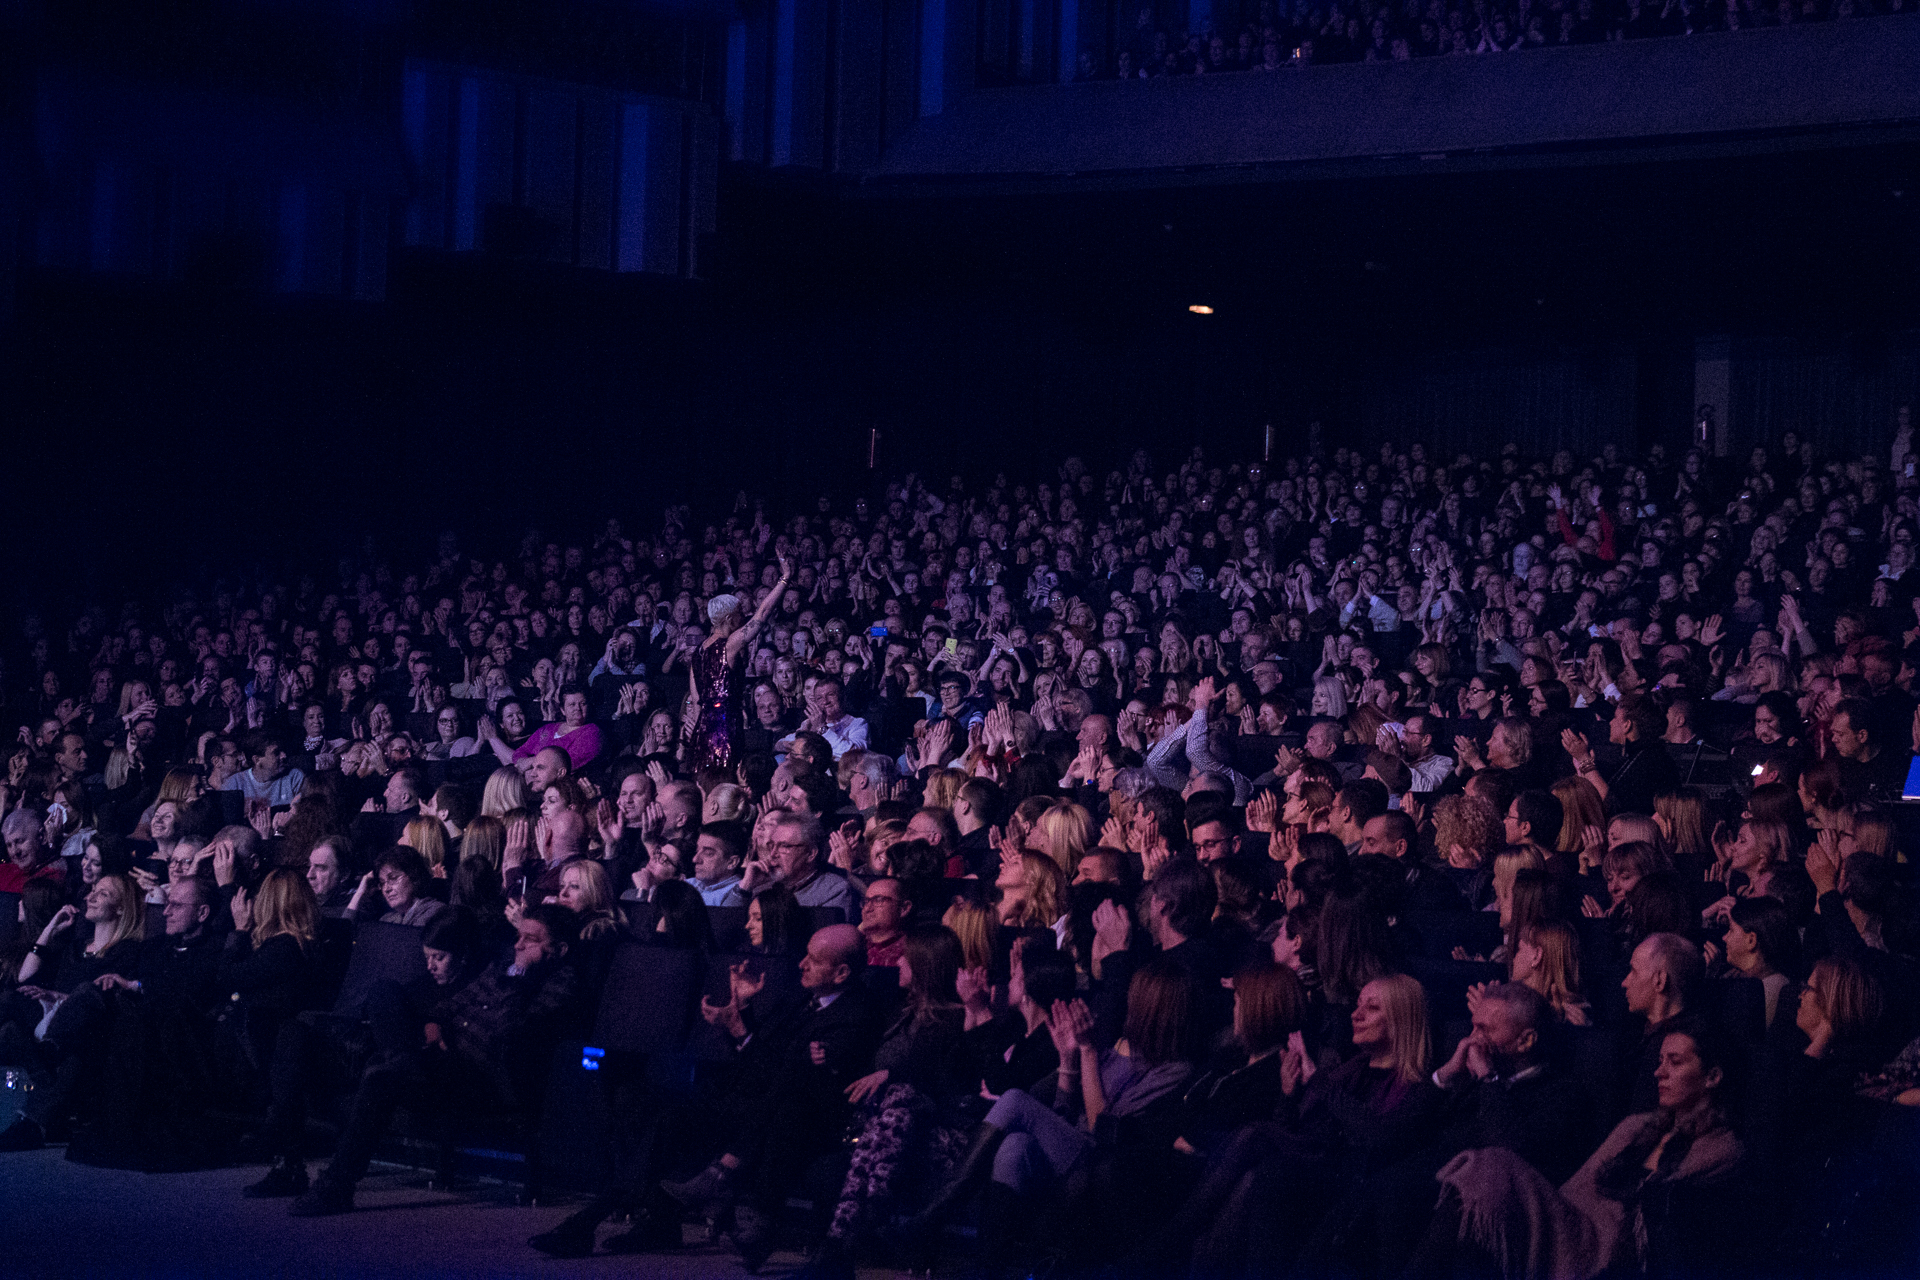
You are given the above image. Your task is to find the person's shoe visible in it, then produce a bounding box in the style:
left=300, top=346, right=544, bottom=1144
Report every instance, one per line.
left=724, top=1204, right=776, bottom=1273
left=0, top=1117, right=45, bottom=1152
left=659, top=1160, right=735, bottom=1211
left=526, top=1224, right=596, bottom=1258
left=288, top=1181, right=355, bottom=1216
left=881, top=1120, right=1005, bottom=1251
left=793, top=1237, right=858, bottom=1280
left=243, top=1159, right=310, bottom=1198
left=527, top=1197, right=620, bottom=1257
left=601, top=1213, right=683, bottom=1255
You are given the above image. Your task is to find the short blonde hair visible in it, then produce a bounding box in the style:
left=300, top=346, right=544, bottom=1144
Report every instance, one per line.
left=403, top=817, right=448, bottom=873
left=559, top=860, right=619, bottom=940
left=481, top=767, right=533, bottom=818
left=1032, top=801, right=1095, bottom=877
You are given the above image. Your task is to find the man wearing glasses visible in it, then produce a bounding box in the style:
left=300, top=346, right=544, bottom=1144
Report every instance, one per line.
left=739, top=813, right=854, bottom=914
left=858, top=877, right=912, bottom=968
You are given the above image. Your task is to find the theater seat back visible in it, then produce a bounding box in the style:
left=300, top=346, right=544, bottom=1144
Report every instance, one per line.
left=332, top=921, right=428, bottom=1017
left=592, top=942, right=705, bottom=1056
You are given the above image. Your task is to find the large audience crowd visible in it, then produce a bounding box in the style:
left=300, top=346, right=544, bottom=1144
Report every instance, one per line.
left=4, top=415, right=1920, bottom=1279
left=1080, top=0, right=1915, bottom=75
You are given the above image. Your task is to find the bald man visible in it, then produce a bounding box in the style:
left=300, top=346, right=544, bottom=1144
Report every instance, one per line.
left=648, top=921, right=878, bottom=1264
left=534, top=919, right=881, bottom=1258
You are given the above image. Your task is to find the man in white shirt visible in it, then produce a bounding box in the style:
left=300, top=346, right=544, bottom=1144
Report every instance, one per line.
left=782, top=676, right=868, bottom=760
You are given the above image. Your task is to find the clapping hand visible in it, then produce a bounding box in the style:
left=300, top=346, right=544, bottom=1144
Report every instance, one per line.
left=1279, top=1030, right=1316, bottom=1096
left=1807, top=831, right=1843, bottom=896
left=1246, top=791, right=1279, bottom=834
left=1047, top=998, right=1095, bottom=1062
left=502, top=814, right=531, bottom=868
left=957, top=965, right=992, bottom=1011
left=1561, top=728, right=1593, bottom=772
left=1091, top=899, right=1132, bottom=964
left=1575, top=823, right=1604, bottom=874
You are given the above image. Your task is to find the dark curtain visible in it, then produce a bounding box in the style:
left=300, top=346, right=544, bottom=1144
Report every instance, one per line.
left=1730, top=331, right=1920, bottom=459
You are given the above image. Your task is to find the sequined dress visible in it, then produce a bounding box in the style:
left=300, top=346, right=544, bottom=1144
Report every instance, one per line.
left=689, top=639, right=742, bottom=772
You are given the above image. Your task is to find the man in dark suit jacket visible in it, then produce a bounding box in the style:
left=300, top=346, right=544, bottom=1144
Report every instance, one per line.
left=529, top=923, right=878, bottom=1260
left=663, top=923, right=876, bottom=1263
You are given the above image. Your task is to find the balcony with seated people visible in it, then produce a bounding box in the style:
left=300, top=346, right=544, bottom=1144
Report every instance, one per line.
left=721, top=2, right=1920, bottom=185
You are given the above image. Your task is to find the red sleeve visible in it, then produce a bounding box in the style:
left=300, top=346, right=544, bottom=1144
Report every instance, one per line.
left=1597, top=509, right=1617, bottom=562
left=1555, top=506, right=1578, bottom=548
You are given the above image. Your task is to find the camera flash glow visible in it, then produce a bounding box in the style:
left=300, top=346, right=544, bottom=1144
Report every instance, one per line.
left=1188, top=304, right=1214, bottom=315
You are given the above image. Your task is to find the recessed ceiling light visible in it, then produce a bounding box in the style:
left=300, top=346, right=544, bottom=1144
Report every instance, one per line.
left=1188, top=305, right=1214, bottom=315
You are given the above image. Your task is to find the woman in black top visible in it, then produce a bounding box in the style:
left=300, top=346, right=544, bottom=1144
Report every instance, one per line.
left=9, top=873, right=146, bottom=1017
left=1173, top=960, right=1303, bottom=1161
left=1180, top=973, right=1443, bottom=1278
left=218, top=868, right=323, bottom=1098
left=963, top=939, right=1076, bottom=1100
left=248, top=909, right=484, bottom=1198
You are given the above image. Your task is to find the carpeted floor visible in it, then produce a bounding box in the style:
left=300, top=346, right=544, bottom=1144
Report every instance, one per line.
left=0, top=1146, right=905, bottom=1279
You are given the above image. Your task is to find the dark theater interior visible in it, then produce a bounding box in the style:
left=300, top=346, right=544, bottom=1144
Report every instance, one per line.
left=2, top=2, right=1920, bottom=1277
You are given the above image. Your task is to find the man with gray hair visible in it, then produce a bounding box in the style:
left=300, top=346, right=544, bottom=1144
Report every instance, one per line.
left=843, top=751, right=896, bottom=816
left=1619, top=931, right=1704, bottom=1116
left=1, top=808, right=63, bottom=894
left=739, top=812, right=853, bottom=913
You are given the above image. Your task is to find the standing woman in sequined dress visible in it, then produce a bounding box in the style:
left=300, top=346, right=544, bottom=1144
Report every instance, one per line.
left=688, top=556, right=791, bottom=773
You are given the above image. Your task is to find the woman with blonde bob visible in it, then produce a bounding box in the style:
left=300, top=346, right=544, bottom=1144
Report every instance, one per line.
left=481, top=766, right=534, bottom=819
left=556, top=860, right=620, bottom=941
left=996, top=851, right=1067, bottom=930
left=1032, top=801, right=1095, bottom=877
left=401, top=817, right=449, bottom=878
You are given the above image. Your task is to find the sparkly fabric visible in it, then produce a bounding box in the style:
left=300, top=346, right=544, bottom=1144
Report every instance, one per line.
left=688, top=639, right=740, bottom=773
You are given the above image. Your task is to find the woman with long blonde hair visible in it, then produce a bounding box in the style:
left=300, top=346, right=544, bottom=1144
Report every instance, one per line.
left=1510, top=921, right=1590, bottom=1025
left=461, top=814, right=506, bottom=872
left=941, top=898, right=1000, bottom=971
left=16, top=873, right=147, bottom=991
left=1353, top=973, right=1433, bottom=1085
left=238, top=868, right=320, bottom=954
left=922, top=768, right=969, bottom=813
left=996, top=850, right=1067, bottom=929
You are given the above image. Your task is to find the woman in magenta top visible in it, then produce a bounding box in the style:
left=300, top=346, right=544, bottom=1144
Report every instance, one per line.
left=513, top=687, right=603, bottom=771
